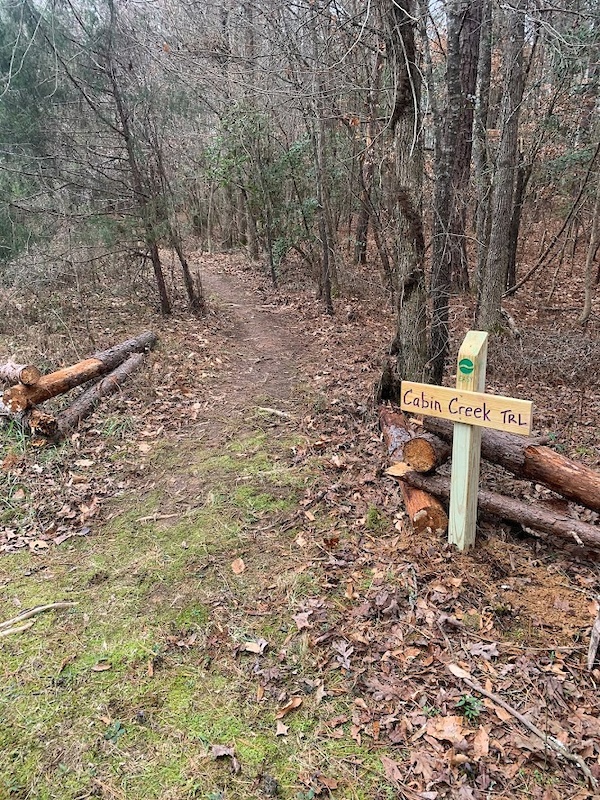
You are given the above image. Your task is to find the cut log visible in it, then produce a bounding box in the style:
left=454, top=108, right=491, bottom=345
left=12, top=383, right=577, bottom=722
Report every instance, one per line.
left=402, top=483, right=449, bottom=534
left=423, top=417, right=600, bottom=513
left=3, top=332, right=157, bottom=413
left=57, top=352, right=145, bottom=437
left=0, top=361, right=41, bottom=386
left=379, top=405, right=449, bottom=535
left=400, top=471, right=600, bottom=550
left=379, top=405, right=413, bottom=458
left=403, top=433, right=451, bottom=473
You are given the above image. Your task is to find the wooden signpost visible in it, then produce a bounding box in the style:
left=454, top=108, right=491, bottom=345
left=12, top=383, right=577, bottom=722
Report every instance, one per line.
left=401, top=331, right=533, bottom=552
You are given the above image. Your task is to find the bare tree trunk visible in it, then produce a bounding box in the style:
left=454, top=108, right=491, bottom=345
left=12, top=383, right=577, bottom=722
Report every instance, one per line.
left=477, top=0, right=526, bottom=331
left=386, top=0, right=428, bottom=384
left=449, top=0, right=482, bottom=291
left=430, top=0, right=463, bottom=384
left=354, top=52, right=384, bottom=266
left=580, top=168, right=600, bottom=325
left=473, top=0, right=493, bottom=295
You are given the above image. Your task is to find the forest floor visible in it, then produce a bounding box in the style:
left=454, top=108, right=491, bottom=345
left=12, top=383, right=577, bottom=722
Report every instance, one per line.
left=0, top=251, right=599, bottom=800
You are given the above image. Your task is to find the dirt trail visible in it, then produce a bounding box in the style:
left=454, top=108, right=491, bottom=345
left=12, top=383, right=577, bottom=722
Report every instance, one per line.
left=200, top=267, right=305, bottom=413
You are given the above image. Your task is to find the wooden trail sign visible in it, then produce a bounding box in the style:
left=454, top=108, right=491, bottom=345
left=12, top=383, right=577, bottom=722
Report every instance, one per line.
left=400, top=331, right=533, bottom=551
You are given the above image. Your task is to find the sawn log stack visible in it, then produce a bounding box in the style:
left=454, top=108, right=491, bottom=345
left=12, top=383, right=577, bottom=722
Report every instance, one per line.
left=380, top=405, right=600, bottom=551
left=0, top=332, right=157, bottom=440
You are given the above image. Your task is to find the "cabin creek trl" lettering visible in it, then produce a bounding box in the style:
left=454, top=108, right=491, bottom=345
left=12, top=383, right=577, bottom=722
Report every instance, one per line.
left=400, top=381, right=533, bottom=435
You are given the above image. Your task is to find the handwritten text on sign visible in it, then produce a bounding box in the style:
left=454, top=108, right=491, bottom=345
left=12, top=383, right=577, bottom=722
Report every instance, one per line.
left=401, top=381, right=533, bottom=435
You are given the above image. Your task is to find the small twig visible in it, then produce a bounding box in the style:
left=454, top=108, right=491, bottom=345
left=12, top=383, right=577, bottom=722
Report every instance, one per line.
left=0, top=621, right=35, bottom=638
left=588, top=610, right=600, bottom=671
left=256, top=406, right=295, bottom=420
left=448, top=665, right=597, bottom=789
left=0, top=602, right=78, bottom=630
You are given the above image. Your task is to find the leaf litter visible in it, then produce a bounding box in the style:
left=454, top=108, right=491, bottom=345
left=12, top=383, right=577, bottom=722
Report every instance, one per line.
left=0, top=253, right=599, bottom=798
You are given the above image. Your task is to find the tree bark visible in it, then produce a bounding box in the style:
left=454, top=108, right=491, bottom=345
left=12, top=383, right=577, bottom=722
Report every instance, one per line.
left=449, top=0, right=482, bottom=291
left=477, top=0, right=525, bottom=330
left=473, top=0, right=493, bottom=294
left=385, top=0, right=428, bottom=385
left=430, top=0, right=463, bottom=383
left=423, top=417, right=600, bottom=513
left=0, top=362, right=41, bottom=386
left=580, top=166, right=600, bottom=325
left=57, top=353, right=145, bottom=437
left=3, top=332, right=157, bottom=413
left=400, top=471, right=600, bottom=550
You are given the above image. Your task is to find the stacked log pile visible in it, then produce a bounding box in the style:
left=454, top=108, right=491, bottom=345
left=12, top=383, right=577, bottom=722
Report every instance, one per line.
left=380, top=405, right=600, bottom=551
left=0, top=332, right=157, bottom=442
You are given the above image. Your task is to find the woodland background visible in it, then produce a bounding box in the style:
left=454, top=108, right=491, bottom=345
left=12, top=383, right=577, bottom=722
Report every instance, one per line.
left=1, top=3, right=600, bottom=800
left=0, top=0, right=599, bottom=375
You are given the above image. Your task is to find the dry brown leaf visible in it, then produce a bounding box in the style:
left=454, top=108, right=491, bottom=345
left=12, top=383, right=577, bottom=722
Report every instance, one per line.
left=231, top=557, right=246, bottom=575
left=473, top=725, right=490, bottom=758
left=275, top=696, right=303, bottom=718
left=91, top=661, right=112, bottom=672
left=242, top=638, right=268, bottom=655
left=447, top=663, right=471, bottom=679
left=381, top=755, right=403, bottom=785
left=275, top=720, right=289, bottom=736
left=426, top=715, right=466, bottom=745
left=493, top=704, right=512, bottom=722
left=292, top=611, right=312, bottom=630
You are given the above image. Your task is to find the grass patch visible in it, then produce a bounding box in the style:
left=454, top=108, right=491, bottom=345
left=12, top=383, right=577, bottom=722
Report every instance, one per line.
left=0, top=423, right=400, bottom=799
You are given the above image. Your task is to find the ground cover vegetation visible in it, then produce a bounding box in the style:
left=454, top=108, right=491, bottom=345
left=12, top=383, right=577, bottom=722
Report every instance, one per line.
left=1, top=0, right=599, bottom=798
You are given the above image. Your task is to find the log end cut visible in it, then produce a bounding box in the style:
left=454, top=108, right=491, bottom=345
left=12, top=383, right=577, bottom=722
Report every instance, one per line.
left=401, top=482, right=449, bottom=535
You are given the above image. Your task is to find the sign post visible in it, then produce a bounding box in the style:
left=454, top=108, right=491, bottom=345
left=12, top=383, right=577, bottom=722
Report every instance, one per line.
left=449, top=331, right=487, bottom=551
left=400, top=331, right=533, bottom=552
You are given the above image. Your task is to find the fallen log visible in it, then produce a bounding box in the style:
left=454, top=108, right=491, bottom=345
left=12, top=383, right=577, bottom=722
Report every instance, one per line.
left=379, top=406, right=449, bottom=535
left=423, top=417, right=600, bottom=513
left=57, top=352, right=145, bottom=437
left=399, top=471, right=600, bottom=550
left=403, top=433, right=451, bottom=473
left=0, top=361, right=41, bottom=386
left=3, top=332, right=157, bottom=413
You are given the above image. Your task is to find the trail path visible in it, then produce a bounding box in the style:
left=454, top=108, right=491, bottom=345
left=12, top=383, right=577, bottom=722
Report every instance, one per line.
left=200, top=267, right=303, bottom=411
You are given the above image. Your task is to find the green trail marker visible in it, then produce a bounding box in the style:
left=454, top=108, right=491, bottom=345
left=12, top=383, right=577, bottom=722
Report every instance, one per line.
left=458, top=358, right=474, bottom=375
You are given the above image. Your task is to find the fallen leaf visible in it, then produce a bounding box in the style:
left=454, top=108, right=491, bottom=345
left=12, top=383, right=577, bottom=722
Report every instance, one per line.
left=74, top=459, right=95, bottom=468
left=275, top=696, right=303, bottom=718
left=242, top=638, right=268, bottom=655
left=211, top=744, right=235, bottom=759
left=315, top=682, right=327, bottom=704
left=427, top=715, right=466, bottom=745
left=231, top=558, right=246, bottom=574
left=92, top=661, right=112, bottom=672
left=493, top=704, right=512, bottom=722
left=275, top=720, right=289, bottom=736
left=469, top=642, right=499, bottom=660
left=473, top=725, right=490, bottom=758
left=447, top=663, right=471, bottom=679
left=292, top=611, right=312, bottom=630
left=381, top=755, right=403, bottom=785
